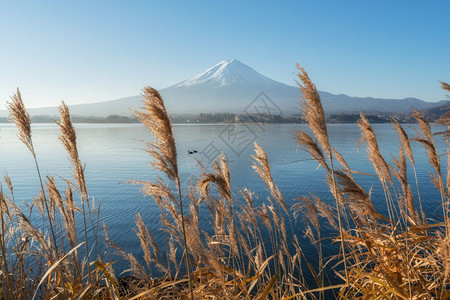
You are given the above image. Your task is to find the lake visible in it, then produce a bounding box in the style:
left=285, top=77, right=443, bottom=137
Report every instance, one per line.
left=0, top=122, right=448, bottom=276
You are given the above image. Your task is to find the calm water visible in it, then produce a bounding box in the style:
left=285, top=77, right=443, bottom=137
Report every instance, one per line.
left=0, top=123, right=448, bottom=275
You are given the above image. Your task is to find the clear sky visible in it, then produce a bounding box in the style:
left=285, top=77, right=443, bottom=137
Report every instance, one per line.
left=1, top=0, right=449, bottom=108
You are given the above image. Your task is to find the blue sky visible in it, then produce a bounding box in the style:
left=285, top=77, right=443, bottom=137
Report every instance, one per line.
left=1, top=1, right=449, bottom=108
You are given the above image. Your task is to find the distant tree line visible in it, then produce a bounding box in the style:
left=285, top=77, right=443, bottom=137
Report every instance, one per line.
left=0, top=115, right=139, bottom=123
left=199, top=113, right=236, bottom=123
left=0, top=112, right=442, bottom=124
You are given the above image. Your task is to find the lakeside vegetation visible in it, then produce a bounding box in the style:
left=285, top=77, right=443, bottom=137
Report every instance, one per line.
left=0, top=114, right=139, bottom=124
left=0, top=67, right=448, bottom=299
left=0, top=108, right=448, bottom=125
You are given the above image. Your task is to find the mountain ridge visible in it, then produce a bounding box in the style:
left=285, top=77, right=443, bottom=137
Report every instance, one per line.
left=0, top=60, right=447, bottom=117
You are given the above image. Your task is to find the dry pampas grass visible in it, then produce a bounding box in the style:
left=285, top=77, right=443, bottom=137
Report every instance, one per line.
left=7, top=89, right=34, bottom=157
left=1, top=69, right=448, bottom=299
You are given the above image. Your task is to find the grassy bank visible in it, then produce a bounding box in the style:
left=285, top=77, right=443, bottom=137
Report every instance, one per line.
left=0, top=67, right=448, bottom=299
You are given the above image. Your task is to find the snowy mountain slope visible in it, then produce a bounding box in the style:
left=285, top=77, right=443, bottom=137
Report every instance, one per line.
left=174, top=59, right=285, bottom=88
left=0, top=59, right=447, bottom=117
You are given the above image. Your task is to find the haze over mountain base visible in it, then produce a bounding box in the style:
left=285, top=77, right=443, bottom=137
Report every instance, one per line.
left=1, top=60, right=447, bottom=118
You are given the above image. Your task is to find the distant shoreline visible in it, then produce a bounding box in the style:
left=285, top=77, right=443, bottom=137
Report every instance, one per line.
left=0, top=121, right=445, bottom=125
left=0, top=111, right=446, bottom=125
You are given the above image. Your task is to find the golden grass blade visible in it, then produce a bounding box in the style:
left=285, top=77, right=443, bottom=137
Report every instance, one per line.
left=364, top=274, right=409, bottom=299
left=127, top=278, right=190, bottom=300
left=74, top=284, right=92, bottom=300
left=256, top=272, right=278, bottom=300
left=32, top=242, right=85, bottom=300
left=281, top=284, right=345, bottom=299
left=245, top=254, right=275, bottom=294
left=91, top=260, right=120, bottom=299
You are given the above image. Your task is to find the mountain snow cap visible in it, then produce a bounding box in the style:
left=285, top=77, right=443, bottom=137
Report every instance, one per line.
left=176, top=59, right=277, bottom=87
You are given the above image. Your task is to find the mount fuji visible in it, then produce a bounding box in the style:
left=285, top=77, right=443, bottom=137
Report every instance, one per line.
left=1, top=59, right=447, bottom=117
left=160, top=59, right=300, bottom=114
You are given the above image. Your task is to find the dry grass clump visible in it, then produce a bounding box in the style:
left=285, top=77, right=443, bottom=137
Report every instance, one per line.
left=1, top=72, right=448, bottom=299
left=1, top=92, right=117, bottom=299
left=294, top=68, right=450, bottom=299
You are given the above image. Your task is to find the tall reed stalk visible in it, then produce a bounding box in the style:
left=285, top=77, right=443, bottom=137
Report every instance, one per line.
left=7, top=89, right=58, bottom=253
left=296, top=64, right=349, bottom=284
left=134, top=87, right=194, bottom=299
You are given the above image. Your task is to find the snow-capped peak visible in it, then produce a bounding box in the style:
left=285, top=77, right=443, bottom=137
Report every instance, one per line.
left=175, top=59, right=278, bottom=88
